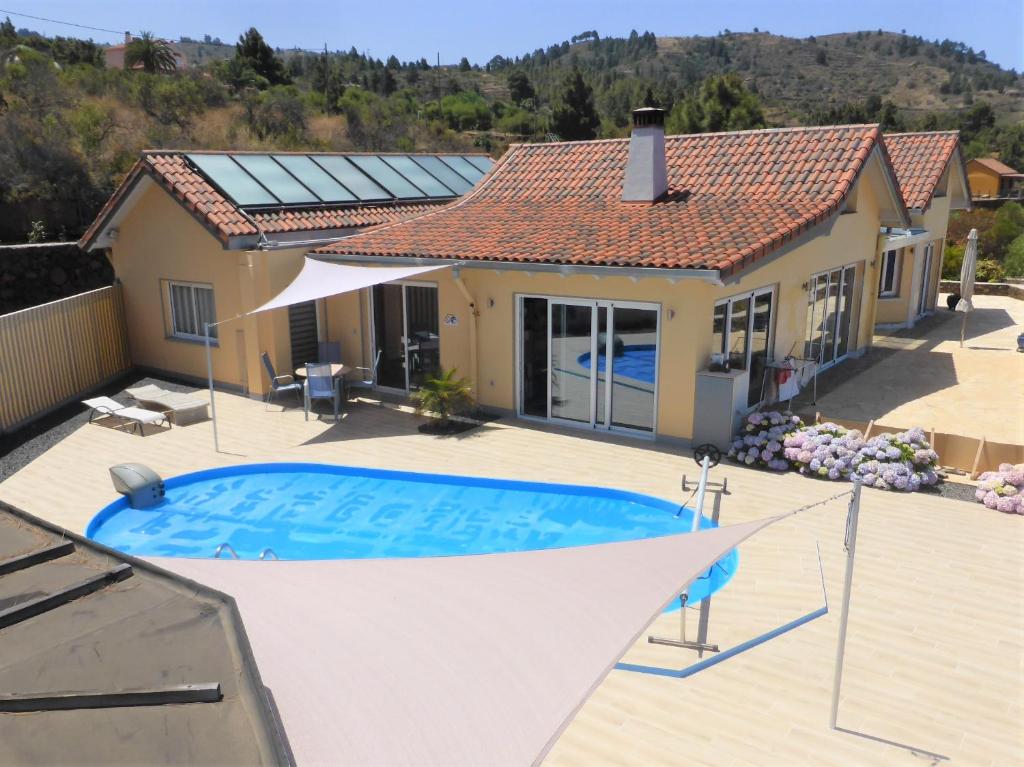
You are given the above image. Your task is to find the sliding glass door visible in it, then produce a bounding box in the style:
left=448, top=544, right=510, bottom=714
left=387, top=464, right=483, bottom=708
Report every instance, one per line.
left=805, top=264, right=857, bottom=370
left=518, top=296, right=659, bottom=434
left=371, top=282, right=440, bottom=392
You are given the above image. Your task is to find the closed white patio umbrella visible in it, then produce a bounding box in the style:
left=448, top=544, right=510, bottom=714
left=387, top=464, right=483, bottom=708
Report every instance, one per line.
left=956, top=228, right=978, bottom=348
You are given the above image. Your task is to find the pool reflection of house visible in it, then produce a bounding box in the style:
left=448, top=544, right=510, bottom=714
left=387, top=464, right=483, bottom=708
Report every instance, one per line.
left=79, top=112, right=968, bottom=445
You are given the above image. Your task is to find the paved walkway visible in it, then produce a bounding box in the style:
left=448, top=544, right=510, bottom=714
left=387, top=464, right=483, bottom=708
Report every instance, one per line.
left=0, top=391, right=1020, bottom=766
left=813, top=294, right=1024, bottom=445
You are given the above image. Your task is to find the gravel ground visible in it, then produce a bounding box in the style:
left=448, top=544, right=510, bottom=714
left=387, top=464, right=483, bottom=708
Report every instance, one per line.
left=0, top=373, right=200, bottom=484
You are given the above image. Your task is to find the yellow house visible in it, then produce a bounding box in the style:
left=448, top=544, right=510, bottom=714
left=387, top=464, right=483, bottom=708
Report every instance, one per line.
left=80, top=115, right=969, bottom=446
left=966, top=157, right=1023, bottom=200
left=78, top=150, right=492, bottom=396
left=874, top=132, right=971, bottom=329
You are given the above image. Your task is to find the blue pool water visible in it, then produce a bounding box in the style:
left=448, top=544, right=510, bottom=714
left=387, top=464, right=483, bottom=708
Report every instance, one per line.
left=578, top=344, right=657, bottom=384
left=88, top=463, right=736, bottom=604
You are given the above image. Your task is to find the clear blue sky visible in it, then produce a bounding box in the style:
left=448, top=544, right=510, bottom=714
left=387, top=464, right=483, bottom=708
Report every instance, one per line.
left=6, top=0, right=1023, bottom=70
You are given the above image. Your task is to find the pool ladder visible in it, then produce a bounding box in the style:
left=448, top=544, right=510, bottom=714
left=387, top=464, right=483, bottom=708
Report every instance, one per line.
left=212, top=543, right=278, bottom=560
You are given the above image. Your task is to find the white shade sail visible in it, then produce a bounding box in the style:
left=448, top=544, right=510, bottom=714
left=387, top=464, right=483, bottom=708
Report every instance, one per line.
left=249, top=258, right=450, bottom=315
left=152, top=516, right=778, bottom=766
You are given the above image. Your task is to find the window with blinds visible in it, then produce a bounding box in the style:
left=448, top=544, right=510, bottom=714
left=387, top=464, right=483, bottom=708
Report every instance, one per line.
left=168, top=282, right=217, bottom=341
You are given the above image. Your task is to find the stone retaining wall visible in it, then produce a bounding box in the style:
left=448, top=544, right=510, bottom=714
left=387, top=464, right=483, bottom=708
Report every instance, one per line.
left=0, top=242, right=114, bottom=315
left=939, top=280, right=1024, bottom=301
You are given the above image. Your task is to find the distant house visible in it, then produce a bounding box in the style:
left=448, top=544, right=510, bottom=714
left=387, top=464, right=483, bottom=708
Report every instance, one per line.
left=967, top=157, right=1023, bottom=200
left=877, top=132, right=971, bottom=329
left=104, top=32, right=188, bottom=70
left=79, top=115, right=969, bottom=446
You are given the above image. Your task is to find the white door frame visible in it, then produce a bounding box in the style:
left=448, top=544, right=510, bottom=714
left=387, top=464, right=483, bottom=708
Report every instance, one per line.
left=367, top=279, right=439, bottom=394
left=514, top=293, right=661, bottom=437
left=806, top=263, right=858, bottom=372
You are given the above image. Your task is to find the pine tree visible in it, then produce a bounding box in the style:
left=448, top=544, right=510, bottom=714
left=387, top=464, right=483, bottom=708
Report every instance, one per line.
left=551, top=67, right=598, bottom=140
left=235, top=27, right=288, bottom=86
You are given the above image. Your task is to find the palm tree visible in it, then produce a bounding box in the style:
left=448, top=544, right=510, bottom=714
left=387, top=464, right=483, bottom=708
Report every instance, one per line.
left=125, top=32, right=177, bottom=74
left=411, top=368, right=473, bottom=428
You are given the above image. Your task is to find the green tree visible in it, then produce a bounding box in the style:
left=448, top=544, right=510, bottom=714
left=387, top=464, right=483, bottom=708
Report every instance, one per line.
left=666, top=73, right=765, bottom=134
left=0, top=16, right=15, bottom=40
left=124, top=32, right=177, bottom=74
left=439, top=91, right=491, bottom=130
left=506, top=70, right=535, bottom=106
left=458, top=57, right=471, bottom=72
left=550, top=67, right=599, bottom=140
left=1004, top=234, right=1024, bottom=277
left=235, top=27, right=288, bottom=86
left=244, top=85, right=307, bottom=141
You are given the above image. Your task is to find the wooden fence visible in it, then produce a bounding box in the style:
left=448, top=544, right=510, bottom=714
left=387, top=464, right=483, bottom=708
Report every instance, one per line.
left=0, top=286, right=130, bottom=435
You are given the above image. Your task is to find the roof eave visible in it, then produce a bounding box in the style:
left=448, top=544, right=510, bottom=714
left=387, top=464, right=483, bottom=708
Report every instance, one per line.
left=314, top=252, right=724, bottom=285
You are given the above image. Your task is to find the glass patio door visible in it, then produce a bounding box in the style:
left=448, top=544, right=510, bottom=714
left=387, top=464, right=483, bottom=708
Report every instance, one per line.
left=519, top=297, right=659, bottom=434
left=805, top=264, right=857, bottom=370
left=371, top=282, right=440, bottom=391
left=550, top=301, right=594, bottom=424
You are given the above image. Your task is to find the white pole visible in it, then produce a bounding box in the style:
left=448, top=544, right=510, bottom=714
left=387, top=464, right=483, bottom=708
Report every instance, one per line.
left=690, top=455, right=711, bottom=533
left=830, top=477, right=862, bottom=729
left=205, top=322, right=219, bottom=454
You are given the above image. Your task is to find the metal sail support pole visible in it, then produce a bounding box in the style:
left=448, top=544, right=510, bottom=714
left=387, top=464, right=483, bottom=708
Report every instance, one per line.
left=204, top=315, right=243, bottom=454
left=830, top=477, right=862, bottom=729
left=205, top=323, right=219, bottom=454
left=649, top=455, right=718, bottom=653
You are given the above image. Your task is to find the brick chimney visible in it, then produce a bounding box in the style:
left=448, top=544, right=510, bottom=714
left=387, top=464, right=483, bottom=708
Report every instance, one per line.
left=622, top=107, right=668, bottom=203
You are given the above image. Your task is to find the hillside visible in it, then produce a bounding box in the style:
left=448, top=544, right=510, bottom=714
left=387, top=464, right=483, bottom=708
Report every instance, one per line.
left=1, top=22, right=1022, bottom=243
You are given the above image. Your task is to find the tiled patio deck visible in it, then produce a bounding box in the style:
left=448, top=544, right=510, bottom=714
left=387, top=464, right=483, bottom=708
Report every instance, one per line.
left=813, top=294, right=1024, bottom=445
left=0, top=393, right=1021, bottom=766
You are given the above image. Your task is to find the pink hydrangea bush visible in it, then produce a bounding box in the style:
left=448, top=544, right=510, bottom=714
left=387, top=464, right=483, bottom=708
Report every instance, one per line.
left=783, top=423, right=865, bottom=480
left=851, top=427, right=940, bottom=492
left=975, top=463, right=1024, bottom=514
left=727, top=411, right=804, bottom=471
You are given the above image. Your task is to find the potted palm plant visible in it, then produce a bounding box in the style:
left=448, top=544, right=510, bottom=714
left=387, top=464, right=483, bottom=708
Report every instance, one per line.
left=411, top=368, right=474, bottom=434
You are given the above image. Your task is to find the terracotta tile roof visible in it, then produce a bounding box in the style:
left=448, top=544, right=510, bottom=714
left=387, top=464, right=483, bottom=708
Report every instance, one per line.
left=969, top=156, right=1020, bottom=176
left=317, top=125, right=904, bottom=277
left=79, top=152, right=455, bottom=250
left=884, top=131, right=962, bottom=211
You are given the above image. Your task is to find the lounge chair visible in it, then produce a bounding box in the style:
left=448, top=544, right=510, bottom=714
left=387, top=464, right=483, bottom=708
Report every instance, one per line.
left=83, top=396, right=170, bottom=435
left=125, top=384, right=209, bottom=426
left=304, top=362, right=341, bottom=422
left=261, top=352, right=303, bottom=407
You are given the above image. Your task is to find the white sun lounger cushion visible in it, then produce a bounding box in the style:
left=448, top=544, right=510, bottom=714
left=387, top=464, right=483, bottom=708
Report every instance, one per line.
left=83, top=397, right=167, bottom=425
left=125, top=385, right=208, bottom=426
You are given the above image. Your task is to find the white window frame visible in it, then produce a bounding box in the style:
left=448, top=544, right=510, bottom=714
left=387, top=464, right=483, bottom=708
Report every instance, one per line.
left=513, top=293, right=661, bottom=437
left=713, top=286, right=776, bottom=410
left=878, top=249, right=901, bottom=297
left=168, top=280, right=217, bottom=342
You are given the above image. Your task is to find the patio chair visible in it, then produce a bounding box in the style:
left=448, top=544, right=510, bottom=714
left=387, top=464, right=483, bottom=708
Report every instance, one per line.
left=347, top=350, right=382, bottom=399
left=83, top=396, right=170, bottom=436
left=125, top=384, right=209, bottom=426
left=304, top=362, right=341, bottom=422
left=261, top=352, right=303, bottom=408
left=318, top=341, right=342, bottom=364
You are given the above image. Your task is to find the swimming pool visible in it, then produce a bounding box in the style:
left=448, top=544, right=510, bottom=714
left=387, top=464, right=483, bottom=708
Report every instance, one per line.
left=88, top=463, right=736, bottom=603
left=577, top=344, right=657, bottom=384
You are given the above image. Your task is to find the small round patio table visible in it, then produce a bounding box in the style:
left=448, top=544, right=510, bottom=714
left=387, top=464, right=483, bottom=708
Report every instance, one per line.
left=293, top=364, right=352, bottom=379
